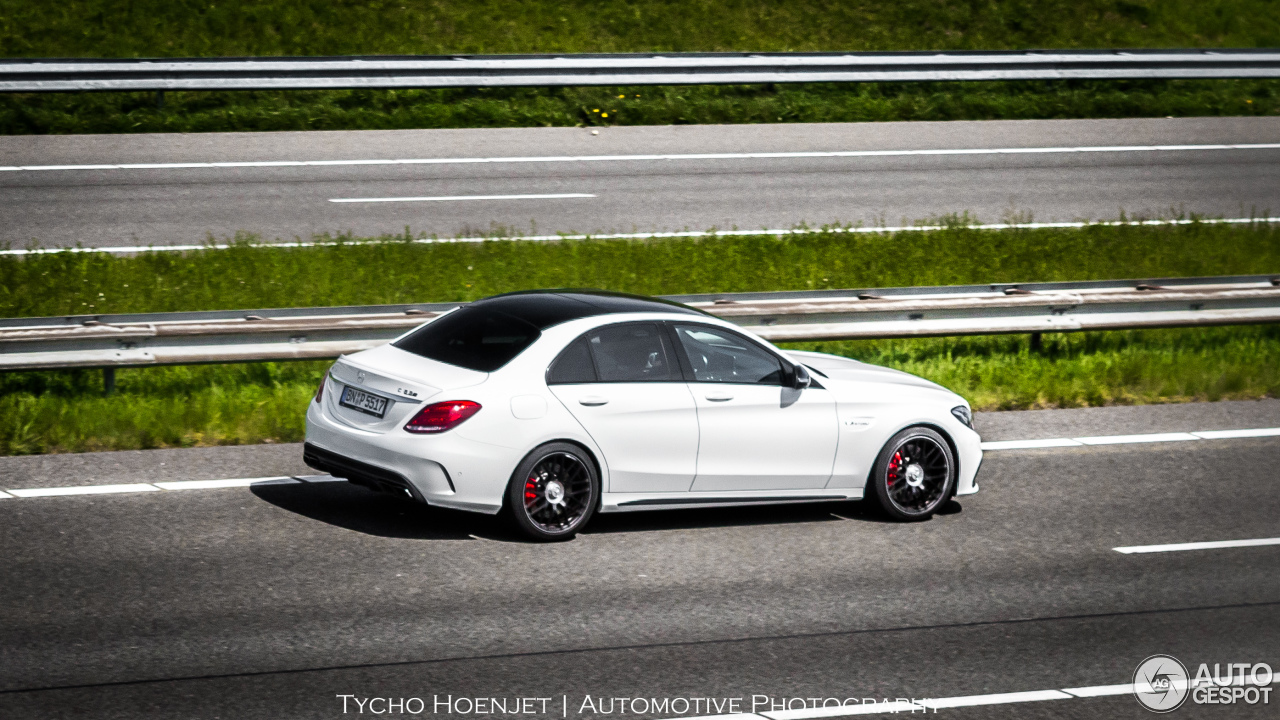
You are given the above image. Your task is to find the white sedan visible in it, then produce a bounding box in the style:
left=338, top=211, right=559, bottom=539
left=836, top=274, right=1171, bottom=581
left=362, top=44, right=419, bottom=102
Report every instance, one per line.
left=304, top=290, right=981, bottom=540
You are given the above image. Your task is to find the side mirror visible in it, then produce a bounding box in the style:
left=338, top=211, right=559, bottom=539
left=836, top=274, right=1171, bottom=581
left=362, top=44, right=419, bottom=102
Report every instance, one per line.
left=792, top=363, right=811, bottom=390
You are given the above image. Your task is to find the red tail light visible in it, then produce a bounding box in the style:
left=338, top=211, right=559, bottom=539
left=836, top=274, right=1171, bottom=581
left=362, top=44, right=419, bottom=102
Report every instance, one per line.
left=405, top=401, right=481, bottom=434
left=314, top=375, right=326, bottom=404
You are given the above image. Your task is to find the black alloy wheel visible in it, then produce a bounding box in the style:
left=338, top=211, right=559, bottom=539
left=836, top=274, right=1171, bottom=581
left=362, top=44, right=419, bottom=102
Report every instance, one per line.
left=869, top=426, right=956, bottom=521
left=507, top=443, right=600, bottom=541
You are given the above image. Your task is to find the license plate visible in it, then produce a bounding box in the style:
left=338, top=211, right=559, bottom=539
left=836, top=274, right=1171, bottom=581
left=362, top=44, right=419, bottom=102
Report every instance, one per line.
left=339, top=385, right=389, bottom=418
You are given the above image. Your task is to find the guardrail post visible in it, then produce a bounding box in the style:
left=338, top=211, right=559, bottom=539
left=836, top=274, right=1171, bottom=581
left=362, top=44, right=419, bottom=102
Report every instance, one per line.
left=1030, top=332, right=1044, bottom=353
left=103, top=367, right=115, bottom=395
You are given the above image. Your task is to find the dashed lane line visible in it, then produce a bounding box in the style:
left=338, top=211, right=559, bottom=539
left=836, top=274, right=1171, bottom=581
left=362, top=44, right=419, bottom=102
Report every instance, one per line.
left=328, top=193, right=596, bottom=203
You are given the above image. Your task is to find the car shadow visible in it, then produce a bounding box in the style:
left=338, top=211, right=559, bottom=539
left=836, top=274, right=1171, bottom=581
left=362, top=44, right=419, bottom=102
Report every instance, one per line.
left=252, top=479, right=963, bottom=541
left=250, top=480, right=514, bottom=541
left=582, top=498, right=933, bottom=534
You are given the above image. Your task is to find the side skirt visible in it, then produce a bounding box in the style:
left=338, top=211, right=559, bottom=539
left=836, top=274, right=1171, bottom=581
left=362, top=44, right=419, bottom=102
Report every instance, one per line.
left=600, top=491, right=862, bottom=514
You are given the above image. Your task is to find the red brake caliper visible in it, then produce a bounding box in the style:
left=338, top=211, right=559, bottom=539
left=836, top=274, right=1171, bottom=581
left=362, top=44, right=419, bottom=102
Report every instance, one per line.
left=887, top=451, right=902, bottom=487
left=524, top=475, right=540, bottom=508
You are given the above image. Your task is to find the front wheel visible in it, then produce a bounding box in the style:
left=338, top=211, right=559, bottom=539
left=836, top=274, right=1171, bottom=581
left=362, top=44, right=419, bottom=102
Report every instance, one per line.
left=868, top=427, right=956, bottom=521
left=506, top=443, right=600, bottom=541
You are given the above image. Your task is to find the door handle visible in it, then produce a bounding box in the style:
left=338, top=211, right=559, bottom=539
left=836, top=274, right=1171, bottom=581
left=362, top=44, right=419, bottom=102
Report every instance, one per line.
left=705, top=391, right=734, bottom=402
left=578, top=396, right=609, bottom=406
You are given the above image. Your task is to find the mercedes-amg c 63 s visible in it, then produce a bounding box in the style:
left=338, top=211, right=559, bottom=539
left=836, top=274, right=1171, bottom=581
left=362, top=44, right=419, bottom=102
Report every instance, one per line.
left=304, top=290, right=981, bottom=540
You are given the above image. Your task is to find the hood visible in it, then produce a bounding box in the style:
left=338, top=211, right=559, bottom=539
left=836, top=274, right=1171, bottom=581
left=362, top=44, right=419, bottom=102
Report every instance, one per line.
left=784, top=350, right=950, bottom=393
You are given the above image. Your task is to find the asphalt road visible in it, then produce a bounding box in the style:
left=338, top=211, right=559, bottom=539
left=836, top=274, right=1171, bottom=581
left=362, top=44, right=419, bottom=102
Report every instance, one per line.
left=1, top=117, right=1278, bottom=248
left=1, top=400, right=1277, bottom=719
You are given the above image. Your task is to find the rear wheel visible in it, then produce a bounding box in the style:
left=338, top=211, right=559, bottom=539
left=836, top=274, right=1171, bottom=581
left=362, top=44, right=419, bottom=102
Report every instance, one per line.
left=869, top=427, right=956, bottom=521
left=506, top=443, right=600, bottom=541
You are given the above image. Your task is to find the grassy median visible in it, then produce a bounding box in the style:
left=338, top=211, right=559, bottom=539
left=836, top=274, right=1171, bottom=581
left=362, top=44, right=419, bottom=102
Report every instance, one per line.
left=2, top=0, right=1278, bottom=133
left=2, top=220, right=1279, bottom=454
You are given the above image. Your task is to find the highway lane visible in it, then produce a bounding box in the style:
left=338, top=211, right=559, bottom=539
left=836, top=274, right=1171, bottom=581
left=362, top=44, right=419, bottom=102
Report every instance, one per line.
left=1, top=116, right=1278, bottom=248
left=0, top=401, right=1277, bottom=719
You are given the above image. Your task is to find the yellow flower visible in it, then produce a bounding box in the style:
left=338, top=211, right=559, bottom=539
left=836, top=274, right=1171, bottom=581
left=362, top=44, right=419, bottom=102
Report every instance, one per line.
left=602, top=112, right=608, bottom=117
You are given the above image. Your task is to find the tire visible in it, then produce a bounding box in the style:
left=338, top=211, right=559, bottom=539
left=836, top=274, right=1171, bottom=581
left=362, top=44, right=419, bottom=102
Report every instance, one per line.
left=868, top=426, right=956, bottom=521
left=506, top=442, right=600, bottom=541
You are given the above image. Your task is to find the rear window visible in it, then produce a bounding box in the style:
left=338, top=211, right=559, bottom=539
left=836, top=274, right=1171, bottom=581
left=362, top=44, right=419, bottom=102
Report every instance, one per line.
left=393, top=306, right=541, bottom=372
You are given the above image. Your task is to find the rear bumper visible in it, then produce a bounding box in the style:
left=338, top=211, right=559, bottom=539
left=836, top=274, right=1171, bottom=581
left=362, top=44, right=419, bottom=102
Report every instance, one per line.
left=303, top=443, right=427, bottom=503
left=305, top=399, right=514, bottom=514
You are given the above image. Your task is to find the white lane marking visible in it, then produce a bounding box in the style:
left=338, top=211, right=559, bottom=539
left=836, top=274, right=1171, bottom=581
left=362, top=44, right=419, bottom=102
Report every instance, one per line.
left=4, top=216, right=1278, bottom=256
left=672, top=675, right=1280, bottom=720
left=296, top=474, right=347, bottom=483
left=3, top=142, right=1279, bottom=173
left=0, top=475, right=347, bottom=500
left=1060, top=683, right=1135, bottom=697
left=153, top=476, right=296, bottom=490
left=980, top=438, right=1084, bottom=450
left=2, top=426, right=1277, bottom=500
left=1113, top=537, right=1280, bottom=554
left=919, top=689, right=1073, bottom=709
left=1075, top=432, right=1200, bottom=445
left=329, top=193, right=595, bottom=203
left=1193, top=427, right=1280, bottom=440
left=980, top=426, right=1280, bottom=451
left=7, top=483, right=160, bottom=498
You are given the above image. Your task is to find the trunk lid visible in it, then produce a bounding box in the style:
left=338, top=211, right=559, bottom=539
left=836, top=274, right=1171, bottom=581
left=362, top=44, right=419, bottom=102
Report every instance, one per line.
left=327, top=344, right=487, bottom=434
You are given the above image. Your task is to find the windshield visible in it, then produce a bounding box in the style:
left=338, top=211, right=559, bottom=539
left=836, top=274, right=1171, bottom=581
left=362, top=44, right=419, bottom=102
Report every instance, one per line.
left=393, top=306, right=541, bottom=372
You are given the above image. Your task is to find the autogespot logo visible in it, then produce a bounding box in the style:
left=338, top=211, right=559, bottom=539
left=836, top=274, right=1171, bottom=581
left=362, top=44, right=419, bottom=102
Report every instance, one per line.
left=1134, top=654, right=1190, bottom=713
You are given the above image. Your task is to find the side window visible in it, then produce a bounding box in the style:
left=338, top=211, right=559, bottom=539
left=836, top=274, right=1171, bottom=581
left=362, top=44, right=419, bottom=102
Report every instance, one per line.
left=547, top=336, right=597, bottom=385
left=588, top=322, right=676, bottom=382
left=672, top=324, right=784, bottom=385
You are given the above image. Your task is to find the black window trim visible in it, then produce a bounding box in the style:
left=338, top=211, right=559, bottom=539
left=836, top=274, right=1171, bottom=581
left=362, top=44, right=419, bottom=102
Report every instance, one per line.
left=546, top=320, right=684, bottom=385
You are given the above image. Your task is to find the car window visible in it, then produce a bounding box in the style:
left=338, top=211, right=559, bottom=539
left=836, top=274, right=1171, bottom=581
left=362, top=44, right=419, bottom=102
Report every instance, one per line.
left=393, top=306, right=540, bottom=372
left=672, top=324, right=783, bottom=385
left=546, top=336, right=597, bottom=384
left=586, top=323, right=676, bottom=382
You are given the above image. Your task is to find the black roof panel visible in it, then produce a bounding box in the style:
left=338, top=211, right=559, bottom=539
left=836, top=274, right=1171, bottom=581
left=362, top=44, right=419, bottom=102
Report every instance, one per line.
left=472, top=289, right=706, bottom=330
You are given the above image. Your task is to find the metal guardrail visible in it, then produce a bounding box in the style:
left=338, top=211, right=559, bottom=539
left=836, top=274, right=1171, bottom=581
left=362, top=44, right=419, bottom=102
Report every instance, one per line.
left=2, top=275, right=1278, bottom=376
left=3, top=49, right=1279, bottom=92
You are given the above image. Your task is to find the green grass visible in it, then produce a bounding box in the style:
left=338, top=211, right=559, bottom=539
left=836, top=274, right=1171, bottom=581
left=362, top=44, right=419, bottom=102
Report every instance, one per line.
left=5, top=220, right=1280, bottom=317
left=7, top=1, right=1275, bottom=58
left=2, top=220, right=1278, bottom=455
left=791, top=326, right=1280, bottom=411
left=4, top=80, right=1276, bottom=135
left=0, top=362, right=323, bottom=455
left=1, top=0, right=1278, bottom=133
left=4, top=326, right=1278, bottom=455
